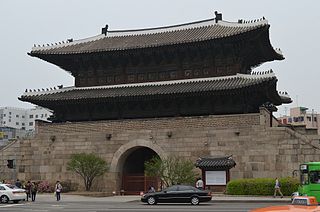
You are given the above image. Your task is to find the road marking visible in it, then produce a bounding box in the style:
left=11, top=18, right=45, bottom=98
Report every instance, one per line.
left=0, top=203, right=25, bottom=208
left=106, top=208, right=252, bottom=211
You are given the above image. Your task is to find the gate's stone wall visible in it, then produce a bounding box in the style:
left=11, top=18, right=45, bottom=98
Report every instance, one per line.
left=1, top=108, right=320, bottom=193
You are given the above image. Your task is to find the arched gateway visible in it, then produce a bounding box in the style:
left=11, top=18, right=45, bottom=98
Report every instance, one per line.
left=110, top=139, right=167, bottom=194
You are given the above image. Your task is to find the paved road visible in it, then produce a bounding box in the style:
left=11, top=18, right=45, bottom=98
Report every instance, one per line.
left=0, top=201, right=285, bottom=212
left=0, top=195, right=286, bottom=212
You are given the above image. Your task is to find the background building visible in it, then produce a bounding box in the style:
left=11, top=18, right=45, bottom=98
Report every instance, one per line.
left=0, top=106, right=52, bottom=146
left=278, top=107, right=320, bottom=134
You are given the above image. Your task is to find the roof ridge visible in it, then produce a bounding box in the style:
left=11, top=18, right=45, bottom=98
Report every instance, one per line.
left=108, top=18, right=216, bottom=34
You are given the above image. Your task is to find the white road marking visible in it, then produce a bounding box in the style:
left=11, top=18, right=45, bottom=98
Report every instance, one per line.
left=0, top=203, right=25, bottom=208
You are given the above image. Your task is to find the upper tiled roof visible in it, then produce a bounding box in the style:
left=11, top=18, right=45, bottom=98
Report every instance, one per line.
left=19, top=72, right=282, bottom=103
left=29, top=17, right=282, bottom=56
left=195, top=156, right=236, bottom=170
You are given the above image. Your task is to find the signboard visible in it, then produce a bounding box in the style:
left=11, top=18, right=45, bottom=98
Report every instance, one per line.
left=0, top=132, right=4, bottom=139
left=205, top=171, right=226, bottom=185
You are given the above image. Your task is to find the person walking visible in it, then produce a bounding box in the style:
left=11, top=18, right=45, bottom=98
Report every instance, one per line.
left=148, top=185, right=155, bottom=193
left=55, top=181, right=63, bottom=201
left=196, top=177, right=204, bottom=190
left=15, top=179, right=22, bottom=188
left=25, top=181, right=32, bottom=201
left=273, top=177, right=283, bottom=198
left=31, top=182, right=37, bottom=202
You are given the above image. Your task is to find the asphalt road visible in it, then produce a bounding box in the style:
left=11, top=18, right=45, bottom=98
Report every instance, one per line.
left=0, top=200, right=284, bottom=212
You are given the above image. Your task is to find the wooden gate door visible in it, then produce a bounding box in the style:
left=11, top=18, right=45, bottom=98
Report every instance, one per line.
left=122, top=175, right=159, bottom=195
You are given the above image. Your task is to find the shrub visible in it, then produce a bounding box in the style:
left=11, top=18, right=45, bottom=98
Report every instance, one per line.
left=37, top=181, right=54, bottom=193
left=226, top=177, right=299, bottom=196
left=60, top=180, right=79, bottom=192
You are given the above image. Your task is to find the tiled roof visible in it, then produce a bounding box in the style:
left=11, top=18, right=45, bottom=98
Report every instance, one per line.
left=19, top=73, right=279, bottom=103
left=29, top=18, right=282, bottom=56
left=195, top=156, right=236, bottom=170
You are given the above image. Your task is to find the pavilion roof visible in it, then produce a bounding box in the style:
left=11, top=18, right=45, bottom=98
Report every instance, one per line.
left=195, top=155, right=236, bottom=170
left=29, top=17, right=283, bottom=58
left=19, top=72, right=290, bottom=105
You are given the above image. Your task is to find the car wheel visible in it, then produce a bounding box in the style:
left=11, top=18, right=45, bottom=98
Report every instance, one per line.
left=191, top=196, right=199, bottom=205
left=0, top=195, right=9, bottom=204
left=147, top=196, right=156, bottom=205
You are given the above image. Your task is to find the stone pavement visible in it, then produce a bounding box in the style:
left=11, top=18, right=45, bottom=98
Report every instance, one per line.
left=34, top=193, right=291, bottom=203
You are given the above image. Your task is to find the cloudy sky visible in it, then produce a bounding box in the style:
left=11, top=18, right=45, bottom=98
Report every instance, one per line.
left=1, top=0, right=319, bottom=116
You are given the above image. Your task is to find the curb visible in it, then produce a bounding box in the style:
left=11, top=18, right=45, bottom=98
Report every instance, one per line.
left=211, top=199, right=291, bottom=203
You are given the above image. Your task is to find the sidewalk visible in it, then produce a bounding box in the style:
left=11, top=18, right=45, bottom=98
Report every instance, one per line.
left=211, top=195, right=290, bottom=203
left=36, top=193, right=291, bottom=203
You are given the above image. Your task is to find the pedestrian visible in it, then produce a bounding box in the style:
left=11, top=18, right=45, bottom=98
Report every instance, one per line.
left=196, top=177, right=204, bottom=190
left=273, top=177, right=283, bottom=198
left=31, top=182, right=38, bottom=202
left=15, top=179, right=22, bottom=188
left=25, top=181, right=32, bottom=201
left=55, top=181, right=63, bottom=201
left=148, top=185, right=155, bottom=193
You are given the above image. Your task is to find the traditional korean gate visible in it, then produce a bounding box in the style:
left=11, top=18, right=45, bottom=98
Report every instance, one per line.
left=122, top=175, right=159, bottom=195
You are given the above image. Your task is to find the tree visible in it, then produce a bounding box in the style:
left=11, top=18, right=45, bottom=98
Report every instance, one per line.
left=144, top=155, right=197, bottom=187
left=67, top=153, right=109, bottom=191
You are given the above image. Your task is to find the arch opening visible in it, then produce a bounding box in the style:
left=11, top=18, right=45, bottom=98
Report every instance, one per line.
left=121, top=147, right=160, bottom=194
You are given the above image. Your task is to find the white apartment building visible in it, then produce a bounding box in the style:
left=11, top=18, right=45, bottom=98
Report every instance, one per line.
left=278, top=106, right=320, bottom=134
left=0, top=106, right=52, bottom=131
left=0, top=106, right=52, bottom=145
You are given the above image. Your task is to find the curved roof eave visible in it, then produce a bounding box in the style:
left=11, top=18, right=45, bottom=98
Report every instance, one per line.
left=29, top=18, right=270, bottom=55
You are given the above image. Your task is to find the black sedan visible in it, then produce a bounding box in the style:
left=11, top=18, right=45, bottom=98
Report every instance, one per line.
left=141, top=185, right=212, bottom=205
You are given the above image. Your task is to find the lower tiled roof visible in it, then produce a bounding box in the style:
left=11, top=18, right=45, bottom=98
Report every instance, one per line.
left=19, top=73, right=278, bottom=103
left=195, top=156, right=236, bottom=170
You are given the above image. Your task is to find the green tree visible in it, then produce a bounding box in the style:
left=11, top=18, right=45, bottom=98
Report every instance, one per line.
left=144, top=155, right=197, bottom=187
left=67, top=153, right=109, bottom=191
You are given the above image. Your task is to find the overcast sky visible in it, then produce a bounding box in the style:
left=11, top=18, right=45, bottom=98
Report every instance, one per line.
left=1, top=0, right=319, bottom=116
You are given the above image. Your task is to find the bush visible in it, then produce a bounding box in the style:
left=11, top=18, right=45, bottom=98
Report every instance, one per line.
left=226, top=177, right=299, bottom=196
left=60, top=180, right=79, bottom=192
left=37, top=181, right=54, bottom=193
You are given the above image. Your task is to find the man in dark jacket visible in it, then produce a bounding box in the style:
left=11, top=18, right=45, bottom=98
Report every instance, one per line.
left=15, top=179, right=22, bottom=188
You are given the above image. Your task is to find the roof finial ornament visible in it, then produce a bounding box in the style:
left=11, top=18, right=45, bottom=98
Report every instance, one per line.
left=102, top=24, right=109, bottom=36
left=214, top=11, right=222, bottom=23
